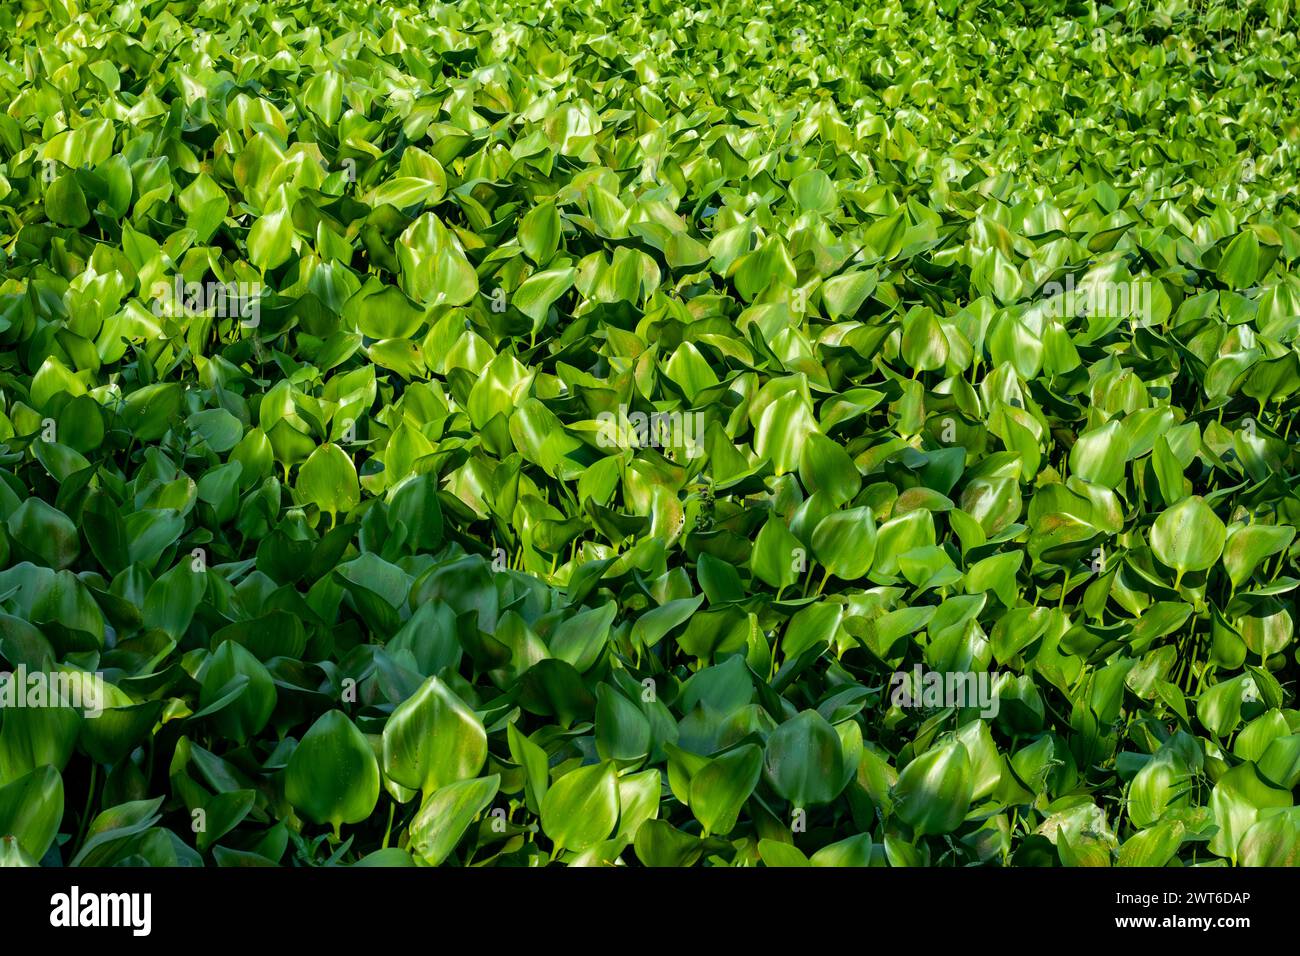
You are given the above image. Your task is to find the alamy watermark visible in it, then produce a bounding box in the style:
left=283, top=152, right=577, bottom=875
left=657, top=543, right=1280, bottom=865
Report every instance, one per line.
left=889, top=665, right=1002, bottom=718
left=0, top=665, right=105, bottom=718
left=1041, top=273, right=1154, bottom=326
left=150, top=276, right=262, bottom=328
left=50, top=886, right=151, bottom=936
left=595, top=405, right=704, bottom=459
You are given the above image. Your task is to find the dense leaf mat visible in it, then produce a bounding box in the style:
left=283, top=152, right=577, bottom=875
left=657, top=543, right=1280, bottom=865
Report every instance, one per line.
left=0, top=0, right=1299, bottom=867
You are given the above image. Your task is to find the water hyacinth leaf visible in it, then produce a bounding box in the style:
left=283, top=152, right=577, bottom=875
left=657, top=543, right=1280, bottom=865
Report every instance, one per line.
left=1069, top=421, right=1127, bottom=488
left=754, top=390, right=818, bottom=476
left=765, top=710, right=847, bottom=807
left=194, top=790, right=257, bottom=854
left=45, top=173, right=90, bottom=227
left=143, top=562, right=207, bottom=639
left=1238, top=812, right=1300, bottom=867
left=120, top=383, right=184, bottom=441
left=1198, top=675, right=1252, bottom=739
left=514, top=267, right=577, bottom=330
left=6, top=499, right=79, bottom=570
left=506, top=724, right=550, bottom=815
left=69, top=797, right=165, bottom=867
left=285, top=711, right=380, bottom=834
left=615, top=769, right=661, bottom=840
left=751, top=517, right=804, bottom=591
left=1217, top=230, right=1261, bottom=290
left=1128, top=745, right=1194, bottom=828
left=689, top=744, right=763, bottom=837
left=901, top=310, right=948, bottom=372
left=519, top=203, right=561, bottom=265
left=633, top=819, right=704, bottom=867
left=248, top=203, right=296, bottom=271
left=759, top=839, right=810, bottom=867
left=388, top=474, right=445, bottom=551
left=345, top=281, right=427, bottom=340
left=0, top=702, right=81, bottom=784
left=799, top=433, right=861, bottom=507
left=631, top=595, right=704, bottom=648
left=595, top=684, right=651, bottom=765
left=382, top=676, right=488, bottom=797
left=1231, top=595, right=1294, bottom=657
left=0, top=766, right=63, bottom=859
left=0, top=835, right=37, bottom=866
left=1151, top=496, right=1227, bottom=581
left=540, top=761, right=619, bottom=853
left=549, top=601, right=616, bottom=672
left=1041, top=801, right=1116, bottom=867
left=790, top=169, right=837, bottom=212
left=1208, top=763, right=1292, bottom=862
left=810, top=832, right=874, bottom=867
left=1258, top=735, right=1300, bottom=790
left=199, top=641, right=277, bottom=744
left=1223, top=523, right=1294, bottom=589
left=822, top=271, right=876, bottom=320
left=398, top=213, right=478, bottom=307
left=408, top=775, right=500, bottom=866
left=782, top=601, right=843, bottom=658
left=296, top=444, right=360, bottom=522
left=892, top=741, right=974, bottom=837
left=1117, top=820, right=1185, bottom=868
left=812, top=507, right=877, bottom=581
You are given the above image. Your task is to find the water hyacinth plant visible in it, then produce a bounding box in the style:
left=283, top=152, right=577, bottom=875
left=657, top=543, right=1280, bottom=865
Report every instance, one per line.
left=0, top=0, right=1298, bottom=870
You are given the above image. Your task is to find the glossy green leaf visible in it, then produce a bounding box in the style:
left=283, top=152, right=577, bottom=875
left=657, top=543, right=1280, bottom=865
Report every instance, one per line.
left=285, top=711, right=380, bottom=833
left=383, top=676, right=487, bottom=798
